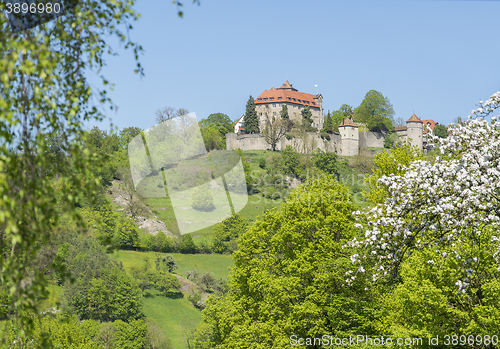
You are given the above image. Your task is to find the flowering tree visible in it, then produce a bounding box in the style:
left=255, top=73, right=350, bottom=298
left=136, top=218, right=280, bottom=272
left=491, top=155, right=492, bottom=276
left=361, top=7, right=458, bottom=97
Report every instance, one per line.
left=348, top=92, right=500, bottom=289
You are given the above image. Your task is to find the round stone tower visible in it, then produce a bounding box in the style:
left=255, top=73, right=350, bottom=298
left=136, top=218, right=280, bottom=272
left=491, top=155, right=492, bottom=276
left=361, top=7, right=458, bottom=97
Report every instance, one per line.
left=406, top=113, right=423, bottom=150
left=339, top=117, right=359, bottom=156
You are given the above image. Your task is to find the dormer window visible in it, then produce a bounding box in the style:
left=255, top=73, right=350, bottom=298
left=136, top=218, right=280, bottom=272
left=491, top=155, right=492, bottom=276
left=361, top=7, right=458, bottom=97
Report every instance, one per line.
left=270, top=97, right=274, bottom=101
left=257, top=98, right=262, bottom=101
left=263, top=98, right=268, bottom=101
left=312, top=102, right=316, bottom=105
left=292, top=98, right=296, bottom=101
left=287, top=97, right=291, bottom=101
left=278, top=97, right=282, bottom=100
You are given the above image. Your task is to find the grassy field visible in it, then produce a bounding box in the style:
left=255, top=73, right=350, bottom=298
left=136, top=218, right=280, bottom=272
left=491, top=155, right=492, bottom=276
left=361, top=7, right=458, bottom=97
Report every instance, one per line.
left=143, top=150, right=282, bottom=246
left=112, top=250, right=234, bottom=349
left=112, top=250, right=234, bottom=281
left=142, top=290, right=201, bottom=349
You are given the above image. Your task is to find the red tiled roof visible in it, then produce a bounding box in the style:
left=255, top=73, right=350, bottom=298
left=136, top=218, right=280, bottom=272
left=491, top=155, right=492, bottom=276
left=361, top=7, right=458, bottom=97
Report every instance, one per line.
left=421, top=119, right=438, bottom=134
left=279, top=80, right=298, bottom=91
left=339, top=117, right=358, bottom=128
left=407, top=113, right=422, bottom=123
left=255, top=81, right=320, bottom=108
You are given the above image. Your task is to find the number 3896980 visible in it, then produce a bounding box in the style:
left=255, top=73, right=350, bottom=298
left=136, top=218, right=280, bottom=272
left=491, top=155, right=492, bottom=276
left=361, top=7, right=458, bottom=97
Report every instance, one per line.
left=6, top=2, right=62, bottom=15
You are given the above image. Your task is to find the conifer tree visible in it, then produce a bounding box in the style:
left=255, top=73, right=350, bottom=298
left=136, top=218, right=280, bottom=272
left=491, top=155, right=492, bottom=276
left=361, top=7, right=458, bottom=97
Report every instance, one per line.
left=321, top=112, right=333, bottom=134
left=280, top=104, right=289, bottom=120
left=301, top=106, right=314, bottom=131
left=244, top=96, right=260, bottom=134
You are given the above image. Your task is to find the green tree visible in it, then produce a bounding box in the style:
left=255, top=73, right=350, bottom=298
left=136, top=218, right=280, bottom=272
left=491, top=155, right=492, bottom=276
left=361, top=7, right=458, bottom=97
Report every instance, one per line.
left=281, top=145, right=300, bottom=175
left=66, top=264, right=143, bottom=322
left=155, top=254, right=178, bottom=273
left=113, top=319, right=148, bottom=349
left=354, top=90, right=395, bottom=131
left=191, top=182, right=216, bottom=212
left=197, top=176, right=379, bottom=347
left=3, top=314, right=101, bottom=348
left=212, top=214, right=248, bottom=254
left=200, top=113, right=233, bottom=133
left=200, top=123, right=225, bottom=151
left=383, top=131, right=401, bottom=149
left=301, top=105, right=315, bottom=131
left=363, top=140, right=425, bottom=206
left=244, top=96, right=260, bottom=134
left=178, top=234, right=197, bottom=254
left=152, top=272, right=181, bottom=298
left=433, top=124, right=448, bottom=138
left=0, top=1, right=143, bottom=340
left=313, top=149, right=338, bottom=175
left=200, top=113, right=233, bottom=151
left=131, top=259, right=156, bottom=297
left=116, top=218, right=140, bottom=249
left=321, top=111, right=334, bottom=134
left=155, top=231, right=175, bottom=253
left=379, top=227, right=500, bottom=343
left=280, top=104, right=289, bottom=120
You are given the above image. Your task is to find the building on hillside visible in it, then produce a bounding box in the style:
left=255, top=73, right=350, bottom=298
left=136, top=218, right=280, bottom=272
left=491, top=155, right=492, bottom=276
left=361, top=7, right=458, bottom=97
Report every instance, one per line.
left=234, top=115, right=245, bottom=133
left=338, top=117, right=358, bottom=156
left=421, top=119, right=439, bottom=134
left=394, top=113, right=424, bottom=150
left=253, top=80, right=324, bottom=131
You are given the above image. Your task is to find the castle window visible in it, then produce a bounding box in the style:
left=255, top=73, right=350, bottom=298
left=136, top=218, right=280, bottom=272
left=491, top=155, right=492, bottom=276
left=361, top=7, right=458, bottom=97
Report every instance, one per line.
left=259, top=113, right=262, bottom=116
left=273, top=112, right=276, bottom=115
left=272, top=104, right=276, bottom=107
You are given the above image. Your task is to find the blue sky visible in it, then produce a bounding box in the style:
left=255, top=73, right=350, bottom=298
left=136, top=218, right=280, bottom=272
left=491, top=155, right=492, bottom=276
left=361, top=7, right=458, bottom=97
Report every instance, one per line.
left=90, top=0, right=500, bottom=131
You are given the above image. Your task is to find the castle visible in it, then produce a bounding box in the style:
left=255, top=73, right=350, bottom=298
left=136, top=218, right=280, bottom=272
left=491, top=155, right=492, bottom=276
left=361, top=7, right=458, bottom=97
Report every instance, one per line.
left=229, top=81, right=434, bottom=155
left=253, top=80, right=324, bottom=131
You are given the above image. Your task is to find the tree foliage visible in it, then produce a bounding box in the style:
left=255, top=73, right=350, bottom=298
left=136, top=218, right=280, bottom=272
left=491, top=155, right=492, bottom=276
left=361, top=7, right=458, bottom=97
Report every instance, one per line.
left=433, top=124, right=448, bottom=138
left=300, top=106, right=315, bottom=131
left=212, top=214, right=248, bottom=254
left=199, top=113, right=233, bottom=151
left=244, top=96, right=259, bottom=134
left=363, top=140, right=425, bottom=206
left=354, top=90, right=395, bottom=132
left=0, top=1, right=143, bottom=342
left=196, top=176, right=379, bottom=348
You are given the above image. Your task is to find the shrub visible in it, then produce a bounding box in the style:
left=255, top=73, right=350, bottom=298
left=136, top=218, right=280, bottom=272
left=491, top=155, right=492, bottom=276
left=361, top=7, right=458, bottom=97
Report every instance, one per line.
left=191, top=182, right=216, bottom=212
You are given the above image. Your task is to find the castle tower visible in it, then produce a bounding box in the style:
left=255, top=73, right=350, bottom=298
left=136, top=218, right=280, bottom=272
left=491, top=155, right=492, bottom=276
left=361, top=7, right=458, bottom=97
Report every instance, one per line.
left=406, top=113, right=423, bottom=151
left=339, top=117, right=359, bottom=156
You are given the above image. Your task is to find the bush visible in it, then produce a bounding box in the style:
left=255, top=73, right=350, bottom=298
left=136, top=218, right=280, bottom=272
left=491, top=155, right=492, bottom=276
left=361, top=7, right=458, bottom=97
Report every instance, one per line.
left=258, top=156, right=266, bottom=169
left=155, top=232, right=176, bottom=253
left=212, top=214, right=248, bottom=254
left=313, top=149, right=338, bottom=175
left=191, top=182, right=216, bottom=212
left=115, top=218, right=140, bottom=250
left=383, top=132, right=401, bottom=149
left=178, top=234, right=197, bottom=254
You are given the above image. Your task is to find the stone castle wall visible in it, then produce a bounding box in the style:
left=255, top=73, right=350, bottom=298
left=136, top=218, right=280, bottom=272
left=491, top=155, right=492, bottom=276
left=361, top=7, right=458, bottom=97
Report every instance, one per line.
left=358, top=131, right=385, bottom=149
left=226, top=131, right=385, bottom=155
